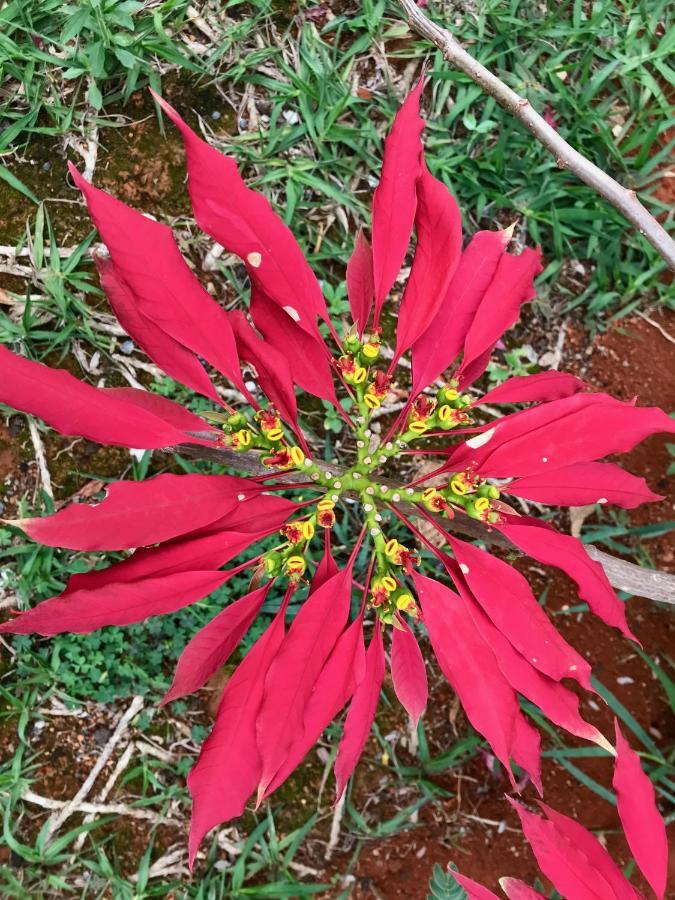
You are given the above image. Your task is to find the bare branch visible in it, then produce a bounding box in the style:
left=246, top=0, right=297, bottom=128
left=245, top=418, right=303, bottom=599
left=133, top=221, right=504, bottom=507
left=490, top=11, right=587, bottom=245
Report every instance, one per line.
left=394, top=0, right=675, bottom=270
left=172, top=439, right=675, bottom=607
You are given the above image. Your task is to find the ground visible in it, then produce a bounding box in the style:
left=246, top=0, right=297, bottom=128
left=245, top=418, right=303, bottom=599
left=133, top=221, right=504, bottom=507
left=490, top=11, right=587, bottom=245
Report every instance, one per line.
left=0, top=0, right=673, bottom=897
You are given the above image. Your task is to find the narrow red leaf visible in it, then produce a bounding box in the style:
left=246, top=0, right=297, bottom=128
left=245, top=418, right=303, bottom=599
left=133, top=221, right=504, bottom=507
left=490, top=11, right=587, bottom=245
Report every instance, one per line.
left=311, top=531, right=339, bottom=593
left=187, top=597, right=289, bottom=867
left=249, top=286, right=339, bottom=406
left=103, top=387, right=219, bottom=436
left=95, top=255, right=220, bottom=403
left=391, top=162, right=462, bottom=364
left=537, top=801, right=643, bottom=900
left=505, top=461, right=663, bottom=509
left=15, top=473, right=247, bottom=551
left=614, top=721, right=668, bottom=900
left=0, top=345, right=190, bottom=449
left=411, top=228, right=509, bottom=394
left=512, top=716, right=543, bottom=795
left=371, top=78, right=425, bottom=326
left=499, top=878, right=547, bottom=900
left=219, top=494, right=299, bottom=533
left=334, top=619, right=385, bottom=801
left=151, top=91, right=329, bottom=339
left=162, top=582, right=271, bottom=705
left=0, top=570, right=229, bottom=636
left=412, top=571, right=519, bottom=783
left=70, top=164, right=248, bottom=396
left=477, top=371, right=585, bottom=406
left=255, top=565, right=355, bottom=798
left=498, top=517, right=637, bottom=641
left=449, top=870, right=501, bottom=899
left=446, top=536, right=592, bottom=690
left=263, top=613, right=366, bottom=799
left=347, top=229, right=374, bottom=336
left=508, top=797, right=619, bottom=900
left=390, top=621, right=428, bottom=726
left=457, top=246, right=542, bottom=387
left=229, top=310, right=298, bottom=427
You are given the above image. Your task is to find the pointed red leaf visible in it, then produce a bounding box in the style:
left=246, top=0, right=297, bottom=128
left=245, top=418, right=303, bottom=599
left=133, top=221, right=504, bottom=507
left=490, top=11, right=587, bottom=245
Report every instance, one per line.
left=347, top=229, right=374, bottom=336
left=334, top=619, right=385, bottom=801
left=390, top=621, right=428, bottom=726
left=508, top=798, right=619, bottom=900
left=499, top=878, right=547, bottom=900
left=371, top=78, right=425, bottom=326
left=0, top=570, right=229, bottom=635
left=392, top=162, right=462, bottom=363
left=445, top=536, right=592, bottom=690
left=103, top=387, right=219, bottom=436
left=70, top=164, right=247, bottom=396
left=449, top=870, right=501, bottom=899
left=411, top=229, right=509, bottom=394
left=255, top=565, right=354, bottom=797
left=220, top=493, right=299, bottom=533
left=95, top=255, right=220, bottom=403
left=14, top=473, right=247, bottom=551
left=512, top=716, right=543, bottom=795
left=412, top=571, right=519, bottom=783
left=151, top=92, right=328, bottom=339
left=477, top=371, right=585, bottom=406
left=457, top=246, right=542, bottom=387
left=537, top=801, right=643, bottom=900
left=0, top=345, right=191, bottom=449
left=311, top=532, right=339, bottom=593
left=613, top=721, right=668, bottom=899
left=249, top=285, right=339, bottom=406
left=229, top=310, right=298, bottom=427
left=498, top=518, right=636, bottom=641
left=505, top=461, right=663, bottom=509
left=187, top=597, right=288, bottom=866
left=162, top=582, right=271, bottom=705
left=263, top=613, right=366, bottom=799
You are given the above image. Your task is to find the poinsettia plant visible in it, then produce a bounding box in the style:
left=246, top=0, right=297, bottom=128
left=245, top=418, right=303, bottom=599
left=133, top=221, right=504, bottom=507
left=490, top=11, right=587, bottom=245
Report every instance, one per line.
left=1, top=79, right=673, bottom=872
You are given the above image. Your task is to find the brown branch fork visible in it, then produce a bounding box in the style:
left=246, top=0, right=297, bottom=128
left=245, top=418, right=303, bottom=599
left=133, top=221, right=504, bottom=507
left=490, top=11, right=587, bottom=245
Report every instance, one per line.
left=174, top=440, right=675, bottom=608
left=394, top=0, right=675, bottom=269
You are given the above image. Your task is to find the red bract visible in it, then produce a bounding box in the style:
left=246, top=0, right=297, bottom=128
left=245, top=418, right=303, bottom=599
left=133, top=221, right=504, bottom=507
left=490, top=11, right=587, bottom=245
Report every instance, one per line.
left=1, top=79, right=672, bottom=872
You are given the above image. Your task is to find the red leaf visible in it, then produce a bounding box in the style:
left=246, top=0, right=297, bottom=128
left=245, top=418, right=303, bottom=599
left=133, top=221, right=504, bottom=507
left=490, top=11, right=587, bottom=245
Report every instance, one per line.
left=508, top=797, right=621, bottom=900
left=392, top=161, right=462, bottom=364
left=465, top=589, right=608, bottom=749
left=255, top=565, right=354, bottom=798
left=371, top=78, right=425, bottom=326
left=0, top=570, right=229, bottom=635
left=449, top=870, right=501, bottom=899
left=95, top=255, right=220, bottom=403
left=229, top=310, right=298, bottom=428
left=249, top=286, right=339, bottom=407
left=187, top=597, right=289, bottom=867
left=536, top=801, right=643, bottom=900
left=311, top=531, right=339, bottom=593
left=151, top=92, right=329, bottom=340
left=220, top=494, right=299, bottom=533
left=103, top=387, right=219, bottom=436
left=14, top=473, right=247, bottom=551
left=0, top=345, right=191, bottom=449
left=334, top=618, right=385, bottom=801
left=263, top=612, right=366, bottom=798
left=411, top=229, right=509, bottom=394
left=505, top=461, right=663, bottom=509
left=477, top=371, right=585, bottom=406
left=412, top=571, right=519, bottom=783
left=448, top=393, right=675, bottom=479
left=499, top=878, right=547, bottom=900
left=613, top=721, right=668, bottom=899
left=390, top=621, right=428, bottom=726
left=63, top=529, right=268, bottom=595
left=511, top=716, right=543, bottom=795
left=346, top=229, right=374, bottom=336
left=498, top=517, right=637, bottom=641
left=445, top=536, right=592, bottom=690
left=162, top=582, right=271, bottom=705
left=70, top=164, right=248, bottom=396
left=457, top=246, right=542, bottom=387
